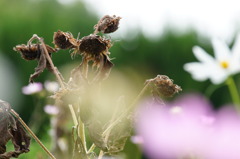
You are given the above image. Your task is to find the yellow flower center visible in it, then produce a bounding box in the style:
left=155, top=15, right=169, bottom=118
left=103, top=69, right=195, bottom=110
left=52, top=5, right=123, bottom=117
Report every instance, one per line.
left=220, top=61, right=229, bottom=69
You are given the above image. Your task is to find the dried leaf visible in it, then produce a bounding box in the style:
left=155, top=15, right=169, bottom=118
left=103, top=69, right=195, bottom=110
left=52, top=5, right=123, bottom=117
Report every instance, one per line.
left=94, top=54, right=113, bottom=81
left=29, top=47, right=47, bottom=82
left=0, top=100, right=31, bottom=159
left=0, top=151, right=24, bottom=159
left=79, top=103, right=107, bottom=151
left=86, top=121, right=107, bottom=151
left=11, top=121, right=31, bottom=152
left=106, top=114, right=132, bottom=154
left=29, top=45, right=57, bottom=83
left=0, top=101, right=16, bottom=154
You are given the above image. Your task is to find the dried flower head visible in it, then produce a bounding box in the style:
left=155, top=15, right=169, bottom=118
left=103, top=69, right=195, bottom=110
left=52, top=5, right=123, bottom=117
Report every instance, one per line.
left=69, top=34, right=113, bottom=85
left=94, top=15, right=121, bottom=34
left=79, top=35, right=111, bottom=57
left=14, top=44, right=56, bottom=61
left=14, top=34, right=59, bottom=82
left=147, top=75, right=182, bottom=97
left=53, top=30, right=79, bottom=49
left=14, top=44, right=40, bottom=60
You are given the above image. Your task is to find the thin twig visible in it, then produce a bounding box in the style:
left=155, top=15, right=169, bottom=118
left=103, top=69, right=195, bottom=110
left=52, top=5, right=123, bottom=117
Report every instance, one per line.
left=10, top=109, right=56, bottom=159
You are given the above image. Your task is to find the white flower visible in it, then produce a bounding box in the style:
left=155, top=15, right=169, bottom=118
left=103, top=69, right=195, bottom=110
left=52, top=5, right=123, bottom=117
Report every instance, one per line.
left=184, top=34, right=240, bottom=84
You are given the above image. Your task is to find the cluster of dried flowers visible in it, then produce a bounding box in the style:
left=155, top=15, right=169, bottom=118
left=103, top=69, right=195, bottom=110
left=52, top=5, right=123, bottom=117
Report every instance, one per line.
left=5, top=15, right=182, bottom=159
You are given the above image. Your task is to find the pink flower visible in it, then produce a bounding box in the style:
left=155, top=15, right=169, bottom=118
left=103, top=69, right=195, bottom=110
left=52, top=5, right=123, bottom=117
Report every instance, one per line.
left=131, top=135, right=144, bottom=144
left=44, top=105, right=59, bottom=115
left=135, top=94, right=240, bottom=159
left=22, top=82, right=43, bottom=95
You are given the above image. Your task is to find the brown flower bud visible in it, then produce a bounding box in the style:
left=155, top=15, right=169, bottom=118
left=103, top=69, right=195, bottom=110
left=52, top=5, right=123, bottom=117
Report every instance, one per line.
left=147, top=75, right=182, bottom=97
left=53, top=30, right=79, bottom=49
left=94, top=15, right=121, bottom=34
left=79, top=35, right=111, bottom=56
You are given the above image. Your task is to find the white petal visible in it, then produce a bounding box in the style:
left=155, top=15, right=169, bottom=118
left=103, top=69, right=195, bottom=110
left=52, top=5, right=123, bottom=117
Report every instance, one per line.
left=212, top=38, right=231, bottom=61
left=184, top=62, right=229, bottom=84
left=208, top=64, right=228, bottom=84
left=184, top=62, right=210, bottom=81
left=232, top=33, right=240, bottom=58
left=209, top=70, right=228, bottom=84
left=229, top=61, right=240, bottom=74
left=192, top=46, right=214, bottom=63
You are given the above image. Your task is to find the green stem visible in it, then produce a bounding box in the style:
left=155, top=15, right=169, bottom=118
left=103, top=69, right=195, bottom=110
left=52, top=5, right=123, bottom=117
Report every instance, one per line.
left=68, top=104, right=78, bottom=126
left=87, top=144, right=96, bottom=154
left=226, top=77, right=240, bottom=111
left=78, top=118, right=87, bottom=153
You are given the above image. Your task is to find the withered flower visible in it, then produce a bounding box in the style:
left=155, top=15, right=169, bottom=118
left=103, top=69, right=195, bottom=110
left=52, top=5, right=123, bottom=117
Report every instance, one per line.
left=53, top=30, right=79, bottom=49
left=94, top=15, right=121, bottom=34
left=13, top=36, right=58, bottom=83
left=147, top=75, right=182, bottom=98
left=77, top=34, right=113, bottom=81
left=14, top=44, right=56, bottom=61
left=79, top=35, right=111, bottom=57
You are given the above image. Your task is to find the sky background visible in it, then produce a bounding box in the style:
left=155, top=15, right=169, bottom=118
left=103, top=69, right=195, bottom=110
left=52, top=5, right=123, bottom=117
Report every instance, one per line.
left=64, top=0, right=240, bottom=43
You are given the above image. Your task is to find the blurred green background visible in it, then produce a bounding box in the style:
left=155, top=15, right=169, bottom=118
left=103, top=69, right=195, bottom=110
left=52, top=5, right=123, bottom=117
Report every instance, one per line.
left=0, top=0, right=238, bottom=158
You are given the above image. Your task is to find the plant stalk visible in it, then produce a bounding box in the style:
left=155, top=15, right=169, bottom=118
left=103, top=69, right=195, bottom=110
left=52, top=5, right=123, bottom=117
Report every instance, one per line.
left=226, top=77, right=240, bottom=111
left=78, top=117, right=87, bottom=153
left=97, top=150, right=104, bottom=159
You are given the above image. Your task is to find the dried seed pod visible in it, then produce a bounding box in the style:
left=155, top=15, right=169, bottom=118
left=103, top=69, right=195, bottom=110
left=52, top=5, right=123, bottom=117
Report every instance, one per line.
left=79, top=35, right=111, bottom=56
left=94, top=15, right=121, bottom=34
left=13, top=44, right=57, bottom=61
left=147, top=75, right=182, bottom=97
left=53, top=30, right=79, bottom=49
